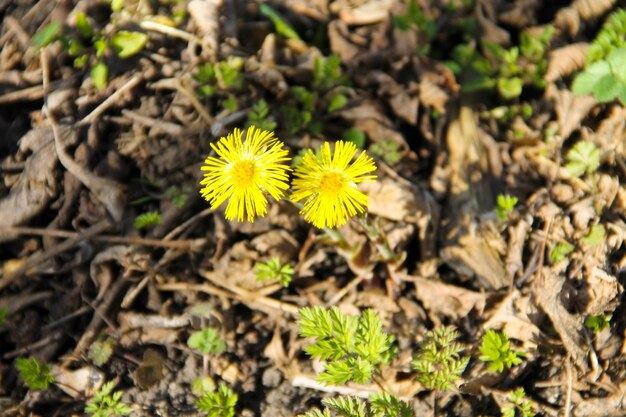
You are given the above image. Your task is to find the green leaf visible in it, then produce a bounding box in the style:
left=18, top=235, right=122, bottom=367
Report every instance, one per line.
left=91, top=61, right=108, bottom=89
left=88, top=338, right=115, bottom=367
left=496, top=194, right=518, bottom=220
left=593, top=73, right=622, bottom=102
left=549, top=242, right=574, bottom=264
left=585, top=314, right=612, bottom=334
left=255, top=257, right=294, bottom=287
left=134, top=211, right=161, bottom=229
left=85, top=380, right=131, bottom=416
left=111, top=0, right=125, bottom=13
left=565, top=140, right=600, bottom=177
left=572, top=61, right=611, bottom=95
left=328, top=93, right=348, bottom=112
left=94, top=38, right=108, bottom=58
left=497, top=77, right=523, bottom=99
left=607, top=48, right=626, bottom=75
left=31, top=21, right=62, bottom=49
left=16, top=357, right=55, bottom=390
left=187, top=327, right=226, bottom=355
left=111, top=31, right=148, bottom=58
left=343, top=129, right=366, bottom=149
left=196, top=383, right=238, bottom=417
left=75, top=12, right=95, bottom=38
left=0, top=305, right=7, bottom=325
left=259, top=4, right=301, bottom=41
left=581, top=224, right=605, bottom=249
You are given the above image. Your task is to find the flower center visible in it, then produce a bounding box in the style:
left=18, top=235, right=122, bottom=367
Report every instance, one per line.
left=232, top=161, right=256, bottom=187
left=319, top=172, right=345, bottom=195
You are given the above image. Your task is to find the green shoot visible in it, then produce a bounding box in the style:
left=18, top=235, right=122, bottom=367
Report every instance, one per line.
left=412, top=326, right=469, bottom=391
left=187, top=328, right=226, bottom=355
left=573, top=48, right=626, bottom=105
left=134, top=211, right=161, bottom=229
left=246, top=100, right=277, bottom=131
left=299, top=393, right=414, bottom=417
left=585, top=314, right=612, bottom=334
left=85, top=380, right=131, bottom=417
left=565, top=141, right=601, bottom=177
left=196, top=383, right=238, bottom=417
left=163, top=185, right=192, bottom=209
left=91, top=61, right=108, bottom=90
left=581, top=224, right=605, bottom=249
left=313, top=54, right=348, bottom=91
left=192, top=376, right=216, bottom=396
left=89, top=338, right=115, bottom=367
left=255, top=256, right=295, bottom=287
left=549, top=242, right=574, bottom=264
left=479, top=330, right=524, bottom=373
left=369, top=140, right=402, bottom=165
left=501, top=387, right=535, bottom=417
left=587, top=9, right=626, bottom=63
left=496, top=194, right=518, bottom=220
left=327, top=93, right=348, bottom=112
left=110, top=31, right=148, bottom=59
left=392, top=0, right=436, bottom=54
left=31, top=21, right=63, bottom=49
left=15, top=357, right=55, bottom=390
left=0, top=305, right=7, bottom=325
left=298, top=307, right=395, bottom=385
left=259, top=4, right=301, bottom=40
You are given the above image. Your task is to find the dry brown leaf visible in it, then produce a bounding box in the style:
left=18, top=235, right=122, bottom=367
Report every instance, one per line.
left=581, top=266, right=622, bottom=315
left=419, top=77, right=449, bottom=114
left=533, top=268, right=589, bottom=371
left=573, top=380, right=626, bottom=417
left=187, top=0, right=223, bottom=57
left=400, top=273, right=487, bottom=320
left=331, top=0, right=394, bottom=25
left=338, top=101, right=406, bottom=146
left=499, top=0, right=540, bottom=27
left=570, top=0, right=617, bottom=20
left=545, top=43, right=589, bottom=82
left=545, top=84, right=597, bottom=141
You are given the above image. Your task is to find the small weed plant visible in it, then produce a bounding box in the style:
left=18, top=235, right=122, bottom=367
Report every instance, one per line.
left=412, top=326, right=469, bottom=391
left=187, top=328, right=226, bottom=355
left=369, top=140, right=402, bottom=165
left=299, top=393, right=414, bottom=417
left=501, top=387, right=536, bottom=417
left=196, top=383, right=238, bottom=417
left=194, top=58, right=244, bottom=97
left=479, top=330, right=524, bottom=373
left=587, top=8, right=626, bottom=63
left=298, top=306, right=395, bottom=385
left=565, top=140, right=601, bottom=177
left=549, top=241, right=574, bottom=264
left=585, top=314, right=612, bottom=334
left=88, top=337, right=115, bottom=367
left=246, top=100, right=277, bottom=131
left=581, top=224, right=606, bottom=249
left=573, top=48, right=626, bottom=105
left=85, top=381, right=131, bottom=417
left=255, top=256, right=295, bottom=287
left=0, top=305, right=6, bottom=325
left=496, top=194, right=518, bottom=220
left=134, top=211, right=161, bottom=229
left=15, top=357, right=55, bottom=390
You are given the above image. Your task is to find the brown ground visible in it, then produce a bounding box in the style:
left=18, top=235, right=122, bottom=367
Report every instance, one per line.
left=1, top=0, right=625, bottom=416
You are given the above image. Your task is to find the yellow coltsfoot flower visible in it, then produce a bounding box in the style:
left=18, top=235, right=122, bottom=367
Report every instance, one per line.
left=291, top=140, right=377, bottom=229
left=200, top=126, right=291, bottom=222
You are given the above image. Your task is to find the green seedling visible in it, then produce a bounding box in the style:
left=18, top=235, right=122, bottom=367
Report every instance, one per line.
left=85, top=380, right=131, bottom=417
left=565, top=140, right=601, bottom=177
left=255, top=256, right=294, bottom=287
left=222, top=95, right=239, bottom=112
left=581, top=224, right=605, bottom=249
left=134, top=211, right=161, bottom=229
left=412, top=326, right=469, bottom=391
left=549, top=242, right=574, bottom=264
left=479, top=330, right=524, bottom=373
left=587, top=8, right=626, bottom=63
left=246, top=99, right=277, bottom=131
left=501, top=387, right=536, bottom=417
left=259, top=4, right=301, bottom=41
left=300, top=393, right=414, bottom=417
left=31, top=21, right=63, bottom=50
left=298, top=306, right=395, bottom=385
left=451, top=26, right=553, bottom=99
left=163, top=185, right=192, bottom=209
left=15, top=357, right=55, bottom=390
left=496, top=194, right=518, bottom=220
left=573, top=48, right=626, bottom=105
left=89, top=338, right=115, bottom=367
left=196, top=383, right=238, bottom=417
left=194, top=58, right=243, bottom=97
left=187, top=328, right=226, bottom=355
left=313, top=54, right=348, bottom=91
left=585, top=314, right=612, bottom=334
left=369, top=140, right=402, bottom=165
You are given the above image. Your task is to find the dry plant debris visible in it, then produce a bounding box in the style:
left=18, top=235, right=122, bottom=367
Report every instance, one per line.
left=1, top=1, right=625, bottom=417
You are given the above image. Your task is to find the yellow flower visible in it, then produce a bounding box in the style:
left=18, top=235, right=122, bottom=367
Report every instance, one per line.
left=200, top=126, right=291, bottom=222
left=291, top=140, right=377, bottom=228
